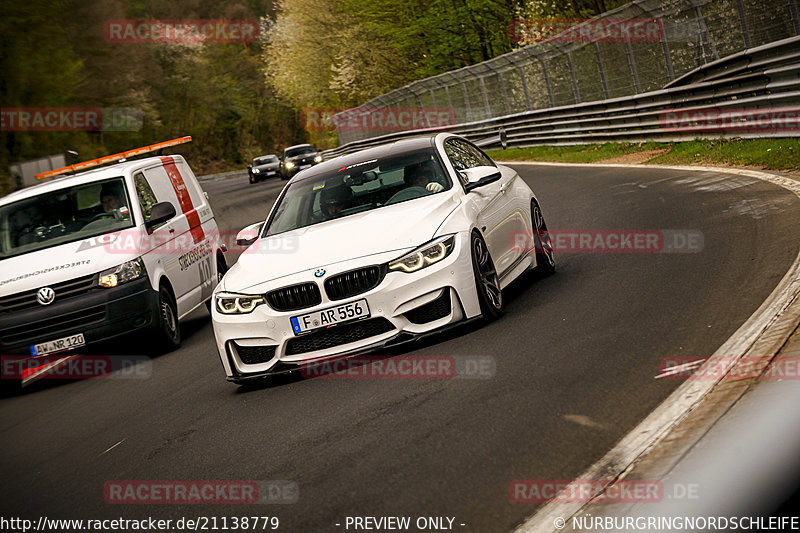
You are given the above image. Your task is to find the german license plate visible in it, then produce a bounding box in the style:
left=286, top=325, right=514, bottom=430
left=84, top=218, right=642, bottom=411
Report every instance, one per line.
left=291, top=299, right=370, bottom=335
left=30, top=333, right=85, bottom=356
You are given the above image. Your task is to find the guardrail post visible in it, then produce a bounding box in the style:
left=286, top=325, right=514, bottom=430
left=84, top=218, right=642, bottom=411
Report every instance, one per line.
left=593, top=42, right=610, bottom=99
left=734, top=0, right=752, bottom=48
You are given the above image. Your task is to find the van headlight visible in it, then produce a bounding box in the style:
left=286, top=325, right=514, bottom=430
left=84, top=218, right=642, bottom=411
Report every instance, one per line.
left=388, top=235, right=456, bottom=273
left=216, top=293, right=265, bottom=314
left=98, top=258, right=146, bottom=288
left=285, top=161, right=295, bottom=170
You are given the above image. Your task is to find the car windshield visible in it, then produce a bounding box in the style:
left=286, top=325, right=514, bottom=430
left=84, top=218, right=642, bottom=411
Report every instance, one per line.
left=265, top=149, right=451, bottom=236
left=254, top=156, right=278, bottom=165
left=0, top=177, right=135, bottom=260
left=284, top=146, right=316, bottom=158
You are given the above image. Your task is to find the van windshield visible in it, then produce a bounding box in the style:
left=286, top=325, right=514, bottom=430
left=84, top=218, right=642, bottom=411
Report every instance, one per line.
left=0, top=177, right=135, bottom=260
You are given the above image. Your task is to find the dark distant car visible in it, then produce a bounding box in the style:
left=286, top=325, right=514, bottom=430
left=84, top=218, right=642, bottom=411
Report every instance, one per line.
left=279, top=144, right=323, bottom=180
left=248, top=154, right=280, bottom=184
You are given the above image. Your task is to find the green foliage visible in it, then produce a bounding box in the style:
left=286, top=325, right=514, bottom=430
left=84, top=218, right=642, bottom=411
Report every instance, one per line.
left=2, top=0, right=304, bottom=179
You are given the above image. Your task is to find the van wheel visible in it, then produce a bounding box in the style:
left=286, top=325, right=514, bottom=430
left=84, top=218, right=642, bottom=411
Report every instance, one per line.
left=155, top=285, right=181, bottom=352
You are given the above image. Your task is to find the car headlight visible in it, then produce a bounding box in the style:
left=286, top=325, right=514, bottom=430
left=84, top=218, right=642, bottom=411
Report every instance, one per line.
left=253, top=168, right=260, bottom=173
left=98, top=258, right=146, bottom=288
left=215, top=292, right=266, bottom=314
left=285, top=161, right=295, bottom=169
left=388, top=235, right=456, bottom=273
left=314, top=155, right=323, bottom=163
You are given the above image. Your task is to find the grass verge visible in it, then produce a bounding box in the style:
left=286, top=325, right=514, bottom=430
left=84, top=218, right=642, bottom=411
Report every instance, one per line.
left=486, top=138, right=800, bottom=171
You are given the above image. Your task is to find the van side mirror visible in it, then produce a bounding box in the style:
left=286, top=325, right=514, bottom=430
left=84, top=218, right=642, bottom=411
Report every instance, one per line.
left=236, top=222, right=264, bottom=247
left=145, top=201, right=177, bottom=233
left=462, top=166, right=502, bottom=192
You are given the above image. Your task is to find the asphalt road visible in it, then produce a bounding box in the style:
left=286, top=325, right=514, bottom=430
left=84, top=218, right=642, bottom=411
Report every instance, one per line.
left=1, top=165, right=799, bottom=532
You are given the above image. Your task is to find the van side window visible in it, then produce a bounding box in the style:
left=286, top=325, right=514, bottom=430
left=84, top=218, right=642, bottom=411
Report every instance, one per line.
left=134, top=172, right=158, bottom=220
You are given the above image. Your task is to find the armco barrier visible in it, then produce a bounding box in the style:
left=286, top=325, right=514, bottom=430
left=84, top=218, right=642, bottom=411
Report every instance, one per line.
left=323, top=36, right=800, bottom=159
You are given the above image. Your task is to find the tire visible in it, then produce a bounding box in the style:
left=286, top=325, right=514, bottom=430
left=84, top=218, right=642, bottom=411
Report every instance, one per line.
left=530, top=199, right=556, bottom=276
left=154, top=285, right=181, bottom=352
left=249, top=174, right=256, bottom=184
left=206, top=254, right=228, bottom=314
left=470, top=232, right=503, bottom=321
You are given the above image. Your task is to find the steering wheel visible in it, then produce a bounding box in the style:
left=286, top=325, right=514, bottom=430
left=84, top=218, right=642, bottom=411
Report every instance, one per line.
left=88, top=211, right=116, bottom=222
left=384, top=186, right=430, bottom=206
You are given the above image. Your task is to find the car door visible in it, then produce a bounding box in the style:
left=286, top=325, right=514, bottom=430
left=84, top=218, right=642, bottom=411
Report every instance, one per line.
left=443, top=138, right=525, bottom=277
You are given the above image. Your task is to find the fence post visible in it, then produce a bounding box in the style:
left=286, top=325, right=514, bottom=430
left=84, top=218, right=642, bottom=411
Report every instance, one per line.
left=734, top=0, right=752, bottom=48
left=534, top=53, right=555, bottom=107
left=479, top=76, right=492, bottom=119
left=461, top=81, right=473, bottom=122
left=625, top=40, right=642, bottom=93
left=660, top=23, right=675, bottom=81
left=790, top=0, right=800, bottom=35
left=593, top=42, right=610, bottom=99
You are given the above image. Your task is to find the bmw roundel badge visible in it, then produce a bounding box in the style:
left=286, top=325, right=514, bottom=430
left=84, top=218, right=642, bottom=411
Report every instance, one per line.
left=314, top=268, right=326, bottom=277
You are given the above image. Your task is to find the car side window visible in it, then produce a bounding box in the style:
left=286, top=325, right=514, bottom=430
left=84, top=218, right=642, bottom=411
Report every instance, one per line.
left=134, top=172, right=158, bottom=220
left=444, top=139, right=496, bottom=185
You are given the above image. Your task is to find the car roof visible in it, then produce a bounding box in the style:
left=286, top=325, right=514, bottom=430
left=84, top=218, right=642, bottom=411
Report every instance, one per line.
left=284, top=144, right=314, bottom=151
left=295, top=135, right=437, bottom=182
left=0, top=155, right=175, bottom=206
left=255, top=154, right=278, bottom=159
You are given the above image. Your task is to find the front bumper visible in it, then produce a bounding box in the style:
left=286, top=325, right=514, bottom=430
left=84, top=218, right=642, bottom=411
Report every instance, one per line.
left=0, top=276, right=159, bottom=356
left=212, top=234, right=482, bottom=382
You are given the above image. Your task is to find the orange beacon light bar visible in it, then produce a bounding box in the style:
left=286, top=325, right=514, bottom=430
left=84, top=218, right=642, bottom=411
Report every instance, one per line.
left=35, top=136, right=192, bottom=180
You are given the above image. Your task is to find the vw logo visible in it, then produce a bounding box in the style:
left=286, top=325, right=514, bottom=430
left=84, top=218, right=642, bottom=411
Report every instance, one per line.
left=37, top=287, right=55, bottom=306
left=314, top=269, right=326, bottom=278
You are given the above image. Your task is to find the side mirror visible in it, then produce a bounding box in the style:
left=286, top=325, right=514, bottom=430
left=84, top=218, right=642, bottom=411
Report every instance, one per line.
left=462, top=166, right=502, bottom=192
left=145, top=201, right=177, bottom=233
left=236, top=222, right=264, bottom=247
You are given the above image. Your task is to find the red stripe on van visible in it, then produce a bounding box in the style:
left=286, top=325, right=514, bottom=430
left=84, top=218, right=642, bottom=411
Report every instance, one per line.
left=161, top=156, right=204, bottom=244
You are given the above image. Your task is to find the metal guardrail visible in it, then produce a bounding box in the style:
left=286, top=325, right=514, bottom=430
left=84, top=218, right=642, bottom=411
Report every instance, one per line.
left=330, top=0, right=800, bottom=147
left=323, top=36, right=800, bottom=159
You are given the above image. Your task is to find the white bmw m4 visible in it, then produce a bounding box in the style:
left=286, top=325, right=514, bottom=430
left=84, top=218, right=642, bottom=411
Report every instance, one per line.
left=212, top=133, right=555, bottom=383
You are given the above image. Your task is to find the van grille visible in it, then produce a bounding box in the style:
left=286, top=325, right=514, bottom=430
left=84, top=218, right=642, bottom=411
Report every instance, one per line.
left=0, top=273, right=98, bottom=314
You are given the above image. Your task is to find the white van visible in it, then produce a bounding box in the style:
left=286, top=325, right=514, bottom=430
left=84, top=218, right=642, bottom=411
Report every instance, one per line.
left=0, top=154, right=226, bottom=362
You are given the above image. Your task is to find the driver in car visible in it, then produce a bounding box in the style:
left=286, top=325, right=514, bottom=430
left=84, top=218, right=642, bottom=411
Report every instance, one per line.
left=319, top=185, right=351, bottom=220
left=100, top=186, right=122, bottom=213
left=405, top=161, right=445, bottom=193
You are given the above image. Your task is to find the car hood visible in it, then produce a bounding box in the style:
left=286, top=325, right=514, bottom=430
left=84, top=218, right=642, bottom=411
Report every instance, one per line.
left=226, top=193, right=461, bottom=292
